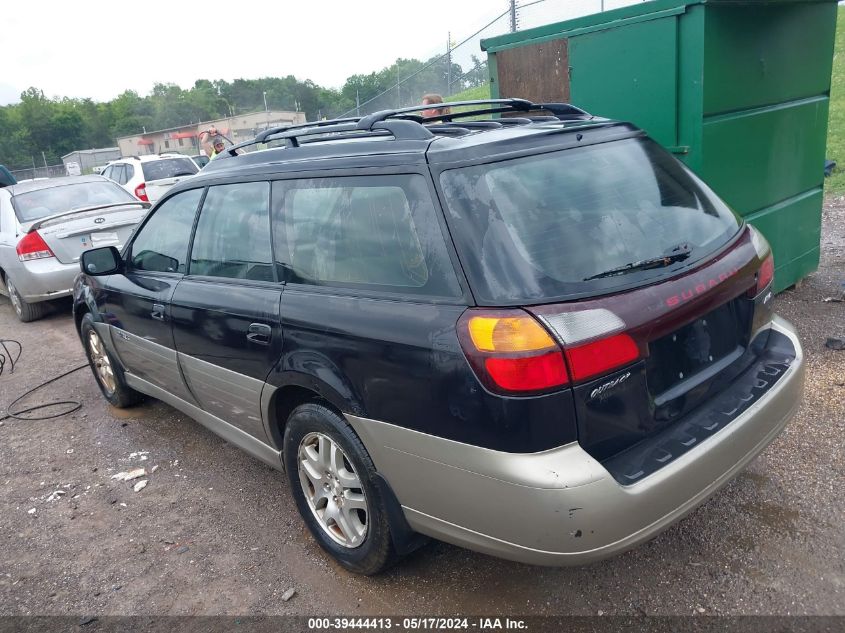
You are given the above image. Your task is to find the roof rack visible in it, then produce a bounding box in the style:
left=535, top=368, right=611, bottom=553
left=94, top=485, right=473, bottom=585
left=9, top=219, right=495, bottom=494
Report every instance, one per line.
left=225, top=99, right=594, bottom=156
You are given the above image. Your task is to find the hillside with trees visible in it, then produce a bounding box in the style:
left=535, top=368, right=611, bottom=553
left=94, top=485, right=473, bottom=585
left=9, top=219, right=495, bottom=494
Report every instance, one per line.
left=0, top=53, right=488, bottom=170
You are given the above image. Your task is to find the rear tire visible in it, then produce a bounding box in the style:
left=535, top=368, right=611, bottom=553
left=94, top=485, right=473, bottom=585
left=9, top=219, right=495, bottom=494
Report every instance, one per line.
left=5, top=275, right=45, bottom=323
left=283, top=403, right=397, bottom=575
left=80, top=313, right=143, bottom=408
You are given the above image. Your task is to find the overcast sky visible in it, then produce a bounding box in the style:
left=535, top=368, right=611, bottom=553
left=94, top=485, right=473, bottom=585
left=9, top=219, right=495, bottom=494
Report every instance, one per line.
left=0, top=0, right=642, bottom=106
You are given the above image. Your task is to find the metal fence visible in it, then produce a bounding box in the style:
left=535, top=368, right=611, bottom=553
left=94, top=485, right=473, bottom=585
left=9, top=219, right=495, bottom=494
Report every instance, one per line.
left=339, top=0, right=643, bottom=118
left=10, top=164, right=67, bottom=182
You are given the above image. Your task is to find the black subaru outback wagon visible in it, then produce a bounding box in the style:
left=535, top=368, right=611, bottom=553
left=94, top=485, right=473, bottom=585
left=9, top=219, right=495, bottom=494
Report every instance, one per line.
left=74, top=99, right=804, bottom=574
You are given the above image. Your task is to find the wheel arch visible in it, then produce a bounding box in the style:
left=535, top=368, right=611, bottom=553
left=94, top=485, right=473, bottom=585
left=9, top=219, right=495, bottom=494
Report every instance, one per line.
left=263, top=375, right=354, bottom=451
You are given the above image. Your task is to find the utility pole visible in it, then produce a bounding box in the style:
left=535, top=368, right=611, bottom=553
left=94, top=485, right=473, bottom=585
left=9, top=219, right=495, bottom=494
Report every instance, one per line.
left=356, top=90, right=361, bottom=117
left=446, top=32, right=452, bottom=95
left=509, top=0, right=518, bottom=33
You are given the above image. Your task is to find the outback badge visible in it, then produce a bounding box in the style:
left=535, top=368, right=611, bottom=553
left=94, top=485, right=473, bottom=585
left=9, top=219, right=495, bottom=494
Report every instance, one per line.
left=590, top=371, right=632, bottom=401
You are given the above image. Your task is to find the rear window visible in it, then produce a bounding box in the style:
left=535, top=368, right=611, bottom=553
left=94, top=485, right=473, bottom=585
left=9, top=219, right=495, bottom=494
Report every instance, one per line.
left=12, top=181, right=138, bottom=222
left=439, top=138, right=741, bottom=304
left=141, top=158, right=198, bottom=182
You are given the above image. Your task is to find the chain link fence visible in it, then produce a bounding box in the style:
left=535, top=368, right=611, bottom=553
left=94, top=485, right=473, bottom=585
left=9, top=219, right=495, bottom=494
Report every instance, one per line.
left=338, top=0, right=642, bottom=118
left=10, top=164, right=67, bottom=182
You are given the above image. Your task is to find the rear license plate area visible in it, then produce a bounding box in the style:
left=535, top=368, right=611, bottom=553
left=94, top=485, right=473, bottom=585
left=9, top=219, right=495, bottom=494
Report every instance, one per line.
left=646, top=298, right=751, bottom=399
left=90, top=231, right=119, bottom=245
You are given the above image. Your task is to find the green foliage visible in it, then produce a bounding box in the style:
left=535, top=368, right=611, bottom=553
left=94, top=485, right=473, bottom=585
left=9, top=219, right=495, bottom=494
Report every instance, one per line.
left=826, top=8, right=845, bottom=195
left=0, top=51, right=487, bottom=169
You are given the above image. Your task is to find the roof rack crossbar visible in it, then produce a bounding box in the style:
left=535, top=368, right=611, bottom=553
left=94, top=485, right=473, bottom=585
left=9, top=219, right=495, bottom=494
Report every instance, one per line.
left=228, top=120, right=365, bottom=154
left=496, top=118, right=534, bottom=126
left=371, top=120, right=434, bottom=140
left=222, top=99, right=594, bottom=156
left=423, top=125, right=474, bottom=137
left=534, top=103, right=591, bottom=118
left=358, top=99, right=536, bottom=128
left=450, top=121, right=504, bottom=129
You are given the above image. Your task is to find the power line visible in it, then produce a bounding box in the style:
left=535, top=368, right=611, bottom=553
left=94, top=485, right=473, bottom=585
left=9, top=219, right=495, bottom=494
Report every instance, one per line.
left=337, top=7, right=512, bottom=118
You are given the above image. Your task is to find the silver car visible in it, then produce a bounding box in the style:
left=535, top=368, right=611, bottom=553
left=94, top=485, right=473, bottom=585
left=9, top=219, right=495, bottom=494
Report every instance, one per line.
left=0, top=176, right=149, bottom=322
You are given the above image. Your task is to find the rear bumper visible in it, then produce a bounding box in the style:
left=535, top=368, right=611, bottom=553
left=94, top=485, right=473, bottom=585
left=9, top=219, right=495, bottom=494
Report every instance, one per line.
left=6, top=258, right=76, bottom=302
left=347, top=315, right=803, bottom=566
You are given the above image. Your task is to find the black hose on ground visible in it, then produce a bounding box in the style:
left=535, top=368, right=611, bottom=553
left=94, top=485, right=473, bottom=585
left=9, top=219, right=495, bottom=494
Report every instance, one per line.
left=0, top=338, right=86, bottom=421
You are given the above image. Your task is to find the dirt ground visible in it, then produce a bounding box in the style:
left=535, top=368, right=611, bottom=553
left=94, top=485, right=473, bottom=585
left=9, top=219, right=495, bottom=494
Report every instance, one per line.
left=0, top=200, right=843, bottom=618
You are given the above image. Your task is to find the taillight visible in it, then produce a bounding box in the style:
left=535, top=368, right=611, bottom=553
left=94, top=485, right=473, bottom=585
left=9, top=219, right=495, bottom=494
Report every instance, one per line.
left=747, top=224, right=774, bottom=297
left=564, top=333, right=640, bottom=382
left=458, top=308, right=642, bottom=395
left=752, top=254, right=774, bottom=296
left=134, top=183, right=149, bottom=202
left=458, top=310, right=569, bottom=395
left=16, top=230, right=54, bottom=261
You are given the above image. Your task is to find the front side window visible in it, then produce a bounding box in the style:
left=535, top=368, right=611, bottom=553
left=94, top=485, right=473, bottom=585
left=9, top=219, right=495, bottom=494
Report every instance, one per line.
left=189, top=181, right=273, bottom=281
left=271, top=174, right=461, bottom=297
left=128, top=188, right=202, bottom=273
left=440, top=137, right=742, bottom=304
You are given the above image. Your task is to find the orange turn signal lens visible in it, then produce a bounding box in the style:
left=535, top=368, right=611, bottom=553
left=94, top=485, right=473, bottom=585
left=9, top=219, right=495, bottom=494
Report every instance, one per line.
left=467, top=315, right=557, bottom=353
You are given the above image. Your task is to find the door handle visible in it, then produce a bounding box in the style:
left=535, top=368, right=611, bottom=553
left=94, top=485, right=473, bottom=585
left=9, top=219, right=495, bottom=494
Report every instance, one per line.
left=247, top=323, right=272, bottom=345
left=151, top=303, right=166, bottom=321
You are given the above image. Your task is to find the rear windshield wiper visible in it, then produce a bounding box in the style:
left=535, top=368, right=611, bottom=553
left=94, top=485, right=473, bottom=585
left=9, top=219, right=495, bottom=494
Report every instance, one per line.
left=584, top=244, right=692, bottom=281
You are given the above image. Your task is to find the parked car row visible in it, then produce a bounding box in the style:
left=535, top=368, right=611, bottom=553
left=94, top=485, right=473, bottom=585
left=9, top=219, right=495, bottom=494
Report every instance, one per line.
left=101, top=154, right=200, bottom=203
left=0, top=176, right=149, bottom=321
left=0, top=151, right=212, bottom=321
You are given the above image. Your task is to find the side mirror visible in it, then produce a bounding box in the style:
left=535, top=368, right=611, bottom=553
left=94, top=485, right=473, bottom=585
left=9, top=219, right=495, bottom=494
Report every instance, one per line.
left=80, top=246, right=123, bottom=276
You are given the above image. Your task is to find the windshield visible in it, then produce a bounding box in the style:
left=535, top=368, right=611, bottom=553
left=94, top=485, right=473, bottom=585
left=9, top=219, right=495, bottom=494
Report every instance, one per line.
left=12, top=181, right=139, bottom=222
left=439, top=138, right=741, bottom=304
left=141, top=157, right=199, bottom=181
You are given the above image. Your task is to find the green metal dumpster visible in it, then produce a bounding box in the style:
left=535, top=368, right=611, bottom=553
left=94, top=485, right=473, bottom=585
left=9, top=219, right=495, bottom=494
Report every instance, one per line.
left=481, top=0, right=838, bottom=292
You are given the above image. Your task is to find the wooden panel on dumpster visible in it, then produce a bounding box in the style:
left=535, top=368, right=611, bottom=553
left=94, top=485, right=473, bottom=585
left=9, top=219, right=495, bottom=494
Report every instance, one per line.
left=496, top=39, right=570, bottom=103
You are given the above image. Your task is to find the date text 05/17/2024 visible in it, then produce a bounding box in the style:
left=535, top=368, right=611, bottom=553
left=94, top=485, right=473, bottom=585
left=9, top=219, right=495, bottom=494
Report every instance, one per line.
left=307, top=617, right=528, bottom=630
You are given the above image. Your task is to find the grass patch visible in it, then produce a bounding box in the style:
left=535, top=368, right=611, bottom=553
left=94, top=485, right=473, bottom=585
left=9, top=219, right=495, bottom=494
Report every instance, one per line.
left=826, top=7, right=845, bottom=195
left=446, top=85, right=492, bottom=103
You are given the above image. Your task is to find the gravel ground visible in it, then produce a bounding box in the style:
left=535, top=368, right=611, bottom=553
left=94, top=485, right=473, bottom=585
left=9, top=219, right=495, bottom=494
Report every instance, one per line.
left=0, top=200, right=843, bottom=618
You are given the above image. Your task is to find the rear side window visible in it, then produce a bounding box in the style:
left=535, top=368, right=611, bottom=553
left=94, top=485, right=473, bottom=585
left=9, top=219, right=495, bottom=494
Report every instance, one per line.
left=271, top=174, right=461, bottom=297
left=141, top=158, right=198, bottom=182
left=129, top=189, right=202, bottom=273
left=189, top=182, right=273, bottom=282
left=440, top=138, right=742, bottom=304
left=112, top=164, right=127, bottom=185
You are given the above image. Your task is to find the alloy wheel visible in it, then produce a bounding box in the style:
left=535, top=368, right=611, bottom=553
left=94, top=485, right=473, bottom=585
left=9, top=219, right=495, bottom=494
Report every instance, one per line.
left=6, top=277, right=21, bottom=317
left=87, top=330, right=116, bottom=395
left=297, top=432, right=369, bottom=548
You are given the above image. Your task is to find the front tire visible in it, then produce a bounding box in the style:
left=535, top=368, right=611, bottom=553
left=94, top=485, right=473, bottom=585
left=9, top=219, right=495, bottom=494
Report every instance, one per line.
left=81, top=313, right=143, bottom=408
left=283, top=403, right=396, bottom=575
left=5, top=275, right=45, bottom=323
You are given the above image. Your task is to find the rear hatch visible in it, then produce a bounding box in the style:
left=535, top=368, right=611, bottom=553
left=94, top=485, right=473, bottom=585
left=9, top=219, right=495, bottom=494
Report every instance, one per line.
left=12, top=180, right=148, bottom=264
left=141, top=157, right=198, bottom=202
left=32, top=205, right=148, bottom=264
left=441, top=134, right=777, bottom=473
